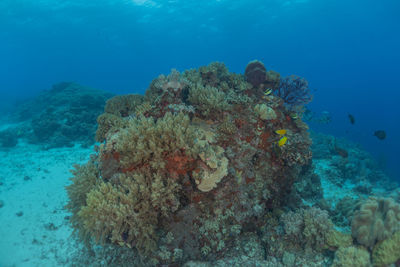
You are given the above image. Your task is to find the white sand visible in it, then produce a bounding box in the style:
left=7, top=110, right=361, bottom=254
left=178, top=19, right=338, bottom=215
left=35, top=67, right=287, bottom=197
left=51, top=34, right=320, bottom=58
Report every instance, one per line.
left=0, top=141, right=92, bottom=267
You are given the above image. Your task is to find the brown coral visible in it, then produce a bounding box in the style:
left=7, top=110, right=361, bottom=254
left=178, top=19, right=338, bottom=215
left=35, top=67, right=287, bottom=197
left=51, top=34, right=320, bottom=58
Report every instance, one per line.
left=244, top=60, right=267, bottom=88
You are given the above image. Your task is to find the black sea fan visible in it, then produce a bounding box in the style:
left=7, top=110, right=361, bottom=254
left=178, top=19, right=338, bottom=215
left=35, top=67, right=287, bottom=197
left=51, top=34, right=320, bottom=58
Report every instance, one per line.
left=274, top=75, right=312, bottom=108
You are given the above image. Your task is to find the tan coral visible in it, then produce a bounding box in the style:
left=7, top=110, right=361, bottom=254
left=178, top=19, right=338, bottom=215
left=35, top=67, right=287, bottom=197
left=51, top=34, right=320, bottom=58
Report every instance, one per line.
left=254, top=103, right=277, bottom=120
left=135, top=101, right=152, bottom=116
left=193, top=145, right=229, bottom=192
left=104, top=94, right=144, bottom=117
left=372, top=230, right=400, bottom=266
left=188, top=84, right=229, bottom=115
left=351, top=197, right=400, bottom=248
left=95, top=113, right=128, bottom=142
left=331, top=246, right=371, bottom=267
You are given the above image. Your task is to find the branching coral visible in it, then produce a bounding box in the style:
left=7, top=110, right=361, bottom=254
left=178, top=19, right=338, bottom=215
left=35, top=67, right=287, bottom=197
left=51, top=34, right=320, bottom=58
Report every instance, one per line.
left=77, top=170, right=179, bottom=255
left=188, top=83, right=229, bottom=116
left=104, top=94, right=144, bottom=117
left=95, top=94, right=144, bottom=142
left=95, top=113, right=128, bottom=142
left=101, top=112, right=202, bottom=171
left=66, top=158, right=101, bottom=242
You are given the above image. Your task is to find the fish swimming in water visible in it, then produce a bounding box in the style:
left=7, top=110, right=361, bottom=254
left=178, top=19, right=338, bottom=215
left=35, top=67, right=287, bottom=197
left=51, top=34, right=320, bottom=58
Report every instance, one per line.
left=348, top=114, right=355, bottom=125
left=264, top=88, right=272, bottom=96
left=275, top=129, right=287, bottom=135
left=278, top=136, right=287, bottom=147
left=374, top=130, right=386, bottom=140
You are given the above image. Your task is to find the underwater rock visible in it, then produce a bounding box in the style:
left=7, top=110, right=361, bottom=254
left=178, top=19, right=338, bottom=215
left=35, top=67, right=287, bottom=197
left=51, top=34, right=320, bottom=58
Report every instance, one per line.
left=66, top=61, right=313, bottom=265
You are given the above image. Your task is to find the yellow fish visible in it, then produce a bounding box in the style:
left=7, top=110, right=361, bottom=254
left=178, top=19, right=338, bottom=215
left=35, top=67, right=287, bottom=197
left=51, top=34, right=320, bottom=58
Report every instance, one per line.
left=275, top=129, right=287, bottom=135
left=264, top=88, right=272, bottom=95
left=278, top=136, right=287, bottom=147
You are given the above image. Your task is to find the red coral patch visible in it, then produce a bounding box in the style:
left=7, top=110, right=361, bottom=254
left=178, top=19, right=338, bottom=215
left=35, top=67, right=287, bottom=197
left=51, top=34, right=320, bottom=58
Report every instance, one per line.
left=165, top=152, right=195, bottom=176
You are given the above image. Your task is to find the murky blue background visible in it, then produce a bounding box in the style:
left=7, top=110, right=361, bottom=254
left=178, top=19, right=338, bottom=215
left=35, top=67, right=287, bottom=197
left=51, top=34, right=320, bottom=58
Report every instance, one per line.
left=1, top=0, right=399, bottom=179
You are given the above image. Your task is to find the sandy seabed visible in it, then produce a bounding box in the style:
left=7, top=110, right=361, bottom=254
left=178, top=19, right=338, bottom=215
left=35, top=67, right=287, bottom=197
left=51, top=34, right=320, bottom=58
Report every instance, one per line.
left=0, top=141, right=91, bottom=267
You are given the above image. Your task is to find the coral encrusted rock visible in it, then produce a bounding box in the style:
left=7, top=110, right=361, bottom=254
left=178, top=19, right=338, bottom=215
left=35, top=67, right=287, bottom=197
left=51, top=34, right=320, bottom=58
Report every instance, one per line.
left=66, top=61, right=313, bottom=265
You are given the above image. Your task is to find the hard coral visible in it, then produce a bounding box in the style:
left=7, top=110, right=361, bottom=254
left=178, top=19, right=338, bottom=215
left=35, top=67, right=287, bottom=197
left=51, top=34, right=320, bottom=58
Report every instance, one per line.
left=244, top=60, right=267, bottom=88
left=67, top=61, right=313, bottom=265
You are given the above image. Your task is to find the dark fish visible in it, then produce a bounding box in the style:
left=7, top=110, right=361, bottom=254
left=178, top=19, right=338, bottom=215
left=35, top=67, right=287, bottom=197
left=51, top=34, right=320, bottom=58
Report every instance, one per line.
left=374, top=130, right=386, bottom=140
left=335, top=147, right=348, bottom=158
left=348, top=114, right=355, bottom=125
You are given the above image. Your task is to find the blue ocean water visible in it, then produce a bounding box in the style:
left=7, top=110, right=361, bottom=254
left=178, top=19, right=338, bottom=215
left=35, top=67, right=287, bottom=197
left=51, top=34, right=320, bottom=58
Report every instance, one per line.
left=1, top=1, right=400, bottom=266
left=1, top=0, right=398, bottom=180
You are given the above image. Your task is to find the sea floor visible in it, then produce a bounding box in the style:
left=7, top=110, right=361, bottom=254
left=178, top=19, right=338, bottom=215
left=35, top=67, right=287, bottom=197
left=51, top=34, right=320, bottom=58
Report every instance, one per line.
left=0, top=141, right=91, bottom=267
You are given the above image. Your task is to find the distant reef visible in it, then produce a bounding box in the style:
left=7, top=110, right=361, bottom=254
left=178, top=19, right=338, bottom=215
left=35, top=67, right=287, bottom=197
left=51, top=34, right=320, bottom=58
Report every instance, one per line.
left=0, top=82, right=113, bottom=148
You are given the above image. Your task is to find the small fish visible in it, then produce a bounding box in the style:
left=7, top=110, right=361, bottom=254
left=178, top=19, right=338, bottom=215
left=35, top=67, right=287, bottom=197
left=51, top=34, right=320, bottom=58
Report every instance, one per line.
left=275, top=129, right=287, bottom=135
left=278, top=136, right=287, bottom=147
left=289, top=112, right=299, bottom=120
left=348, top=114, right=355, bottom=125
left=374, top=130, right=386, bottom=140
left=264, top=88, right=272, bottom=96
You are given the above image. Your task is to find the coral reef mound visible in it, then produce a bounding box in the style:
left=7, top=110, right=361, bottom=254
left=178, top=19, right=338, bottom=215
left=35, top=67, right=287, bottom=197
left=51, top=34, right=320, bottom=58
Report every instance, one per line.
left=11, top=82, right=113, bottom=148
left=66, top=61, right=313, bottom=265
